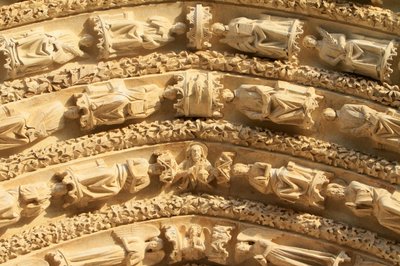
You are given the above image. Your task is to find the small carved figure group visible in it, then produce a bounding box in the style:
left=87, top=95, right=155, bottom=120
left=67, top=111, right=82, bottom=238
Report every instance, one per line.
left=154, top=143, right=235, bottom=190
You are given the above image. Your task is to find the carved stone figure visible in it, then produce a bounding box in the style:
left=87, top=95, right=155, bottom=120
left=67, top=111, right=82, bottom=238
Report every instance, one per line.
left=235, top=228, right=350, bottom=266
left=85, top=12, right=186, bottom=59
left=207, top=225, right=234, bottom=264
left=52, top=158, right=151, bottom=207
left=155, top=143, right=234, bottom=190
left=303, top=27, right=397, bottom=83
left=164, top=224, right=206, bottom=263
left=233, top=161, right=330, bottom=208
left=0, top=28, right=85, bottom=79
left=186, top=4, right=212, bottom=50
left=163, top=72, right=225, bottom=118
left=0, top=101, right=65, bottom=150
left=230, top=82, right=322, bottom=129
left=212, top=15, right=303, bottom=60
left=323, top=104, right=400, bottom=150
left=13, top=258, right=50, bottom=266
left=65, top=79, right=164, bottom=131
left=46, top=224, right=164, bottom=265
left=0, top=183, right=51, bottom=229
left=344, top=181, right=400, bottom=234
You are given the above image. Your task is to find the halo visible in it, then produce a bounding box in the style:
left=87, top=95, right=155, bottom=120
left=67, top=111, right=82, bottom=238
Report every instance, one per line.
left=186, top=142, right=209, bottom=157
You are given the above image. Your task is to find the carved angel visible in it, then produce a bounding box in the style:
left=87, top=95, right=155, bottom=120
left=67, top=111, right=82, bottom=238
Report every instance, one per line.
left=52, top=158, right=151, bottom=208
left=46, top=224, right=164, bottom=266
left=0, top=101, right=66, bottom=150
left=323, top=104, right=400, bottom=150
left=235, top=228, right=350, bottom=266
left=231, top=82, right=323, bottom=129
left=154, top=143, right=235, bottom=190
left=65, top=79, right=164, bottom=131
left=233, top=161, right=330, bottom=208
left=303, top=27, right=397, bottom=82
left=212, top=15, right=303, bottom=60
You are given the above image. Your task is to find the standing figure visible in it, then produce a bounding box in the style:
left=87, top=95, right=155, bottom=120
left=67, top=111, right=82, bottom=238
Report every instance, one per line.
left=231, top=81, right=322, bottom=129
left=344, top=181, right=400, bottom=234
left=212, top=15, right=303, bottom=60
left=0, top=101, right=66, bottom=150
left=207, top=225, right=234, bottom=265
left=85, top=12, right=186, bottom=59
left=65, top=79, right=163, bottom=131
left=0, top=28, right=85, bottom=79
left=323, top=104, right=400, bottom=150
left=0, top=183, right=51, bottom=229
left=52, top=158, right=151, bottom=208
left=233, top=161, right=330, bottom=208
left=303, top=27, right=397, bottom=83
left=46, top=224, right=164, bottom=266
left=235, top=228, right=350, bottom=266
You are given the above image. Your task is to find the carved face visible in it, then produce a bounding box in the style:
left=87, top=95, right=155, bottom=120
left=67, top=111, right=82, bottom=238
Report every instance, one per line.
left=146, top=237, right=163, bottom=251
left=190, top=145, right=204, bottom=163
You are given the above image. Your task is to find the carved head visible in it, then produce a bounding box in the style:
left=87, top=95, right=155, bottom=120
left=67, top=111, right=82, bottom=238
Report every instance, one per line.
left=64, top=106, right=81, bottom=120
left=146, top=236, right=164, bottom=251
left=186, top=143, right=208, bottom=163
left=212, top=23, right=228, bottom=36
left=79, top=34, right=95, bottom=48
left=322, top=108, right=337, bottom=121
left=188, top=224, right=203, bottom=237
left=171, top=22, right=187, bottom=35
left=303, top=35, right=318, bottom=49
left=222, top=89, right=235, bottom=103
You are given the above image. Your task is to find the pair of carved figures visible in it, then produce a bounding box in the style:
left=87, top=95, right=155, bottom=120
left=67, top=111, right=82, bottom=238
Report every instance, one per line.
left=85, top=12, right=186, bottom=59
left=155, top=143, right=235, bottom=190
left=0, top=28, right=86, bottom=79
left=303, top=27, right=397, bottom=83
left=234, top=161, right=330, bottom=208
left=327, top=180, right=400, bottom=235
left=212, top=15, right=303, bottom=61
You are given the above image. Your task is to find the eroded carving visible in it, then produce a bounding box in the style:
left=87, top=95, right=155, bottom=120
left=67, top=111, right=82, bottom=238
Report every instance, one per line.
left=163, top=72, right=225, bottom=118
left=234, top=161, right=330, bottom=208
left=207, top=225, right=234, bottom=264
left=212, top=15, right=303, bottom=61
left=187, top=4, right=212, bottom=50
left=0, top=28, right=85, bottom=79
left=85, top=12, right=186, bottom=59
left=46, top=224, right=164, bottom=265
left=65, top=79, right=164, bottom=131
left=0, top=101, right=65, bottom=150
left=235, top=228, right=350, bottom=265
left=303, top=27, right=397, bottom=83
left=230, top=82, right=322, bottom=129
left=323, top=104, right=400, bottom=150
left=0, top=182, right=51, bottom=229
left=52, top=158, right=151, bottom=207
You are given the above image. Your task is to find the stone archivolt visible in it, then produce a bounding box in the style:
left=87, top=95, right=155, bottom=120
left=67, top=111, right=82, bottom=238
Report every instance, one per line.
left=1, top=1, right=400, bottom=266
left=0, top=195, right=397, bottom=265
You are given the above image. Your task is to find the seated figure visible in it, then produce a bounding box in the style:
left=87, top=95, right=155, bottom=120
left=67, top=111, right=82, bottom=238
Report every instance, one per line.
left=212, top=14, right=303, bottom=61
left=323, top=104, right=400, bottom=150
left=231, top=81, right=322, bottom=129
left=0, top=28, right=85, bottom=79
left=0, top=101, right=65, bottom=150
left=303, top=27, right=397, bottom=83
left=233, top=161, right=330, bottom=208
left=52, top=158, right=151, bottom=208
left=65, top=79, right=164, bottom=131
left=85, top=12, right=186, bottom=59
